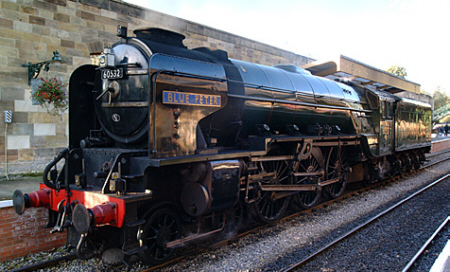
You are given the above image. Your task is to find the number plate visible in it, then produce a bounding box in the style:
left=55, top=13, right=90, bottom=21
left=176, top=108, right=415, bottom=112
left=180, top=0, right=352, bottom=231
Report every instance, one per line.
left=101, top=68, right=123, bottom=80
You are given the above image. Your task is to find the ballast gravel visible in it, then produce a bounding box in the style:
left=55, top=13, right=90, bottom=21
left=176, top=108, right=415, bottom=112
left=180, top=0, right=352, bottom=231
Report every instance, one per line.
left=1, top=153, right=449, bottom=272
left=284, top=164, right=449, bottom=272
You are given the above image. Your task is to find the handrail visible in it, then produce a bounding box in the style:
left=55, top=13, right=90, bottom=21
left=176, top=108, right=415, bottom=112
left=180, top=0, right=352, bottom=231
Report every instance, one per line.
left=42, top=149, right=68, bottom=190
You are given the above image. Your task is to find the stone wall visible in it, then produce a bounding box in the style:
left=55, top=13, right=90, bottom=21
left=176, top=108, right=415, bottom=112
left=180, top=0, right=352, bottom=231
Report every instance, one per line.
left=0, top=0, right=313, bottom=176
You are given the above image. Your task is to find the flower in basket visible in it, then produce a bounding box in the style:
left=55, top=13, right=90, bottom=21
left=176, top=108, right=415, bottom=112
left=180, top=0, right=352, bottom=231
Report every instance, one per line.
left=31, top=77, right=68, bottom=117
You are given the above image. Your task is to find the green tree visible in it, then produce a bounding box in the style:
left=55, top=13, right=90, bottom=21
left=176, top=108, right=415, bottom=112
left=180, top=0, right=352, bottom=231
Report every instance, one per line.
left=386, top=65, right=407, bottom=78
left=433, top=86, right=449, bottom=109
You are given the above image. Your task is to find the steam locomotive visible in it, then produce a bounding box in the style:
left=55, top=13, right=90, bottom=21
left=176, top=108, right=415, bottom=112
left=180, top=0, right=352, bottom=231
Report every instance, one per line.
left=13, top=26, right=432, bottom=266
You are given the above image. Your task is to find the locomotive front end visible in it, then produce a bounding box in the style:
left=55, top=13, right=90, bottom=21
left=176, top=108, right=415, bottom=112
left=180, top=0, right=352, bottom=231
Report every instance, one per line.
left=11, top=27, right=159, bottom=264
left=12, top=26, right=233, bottom=266
left=94, top=32, right=152, bottom=147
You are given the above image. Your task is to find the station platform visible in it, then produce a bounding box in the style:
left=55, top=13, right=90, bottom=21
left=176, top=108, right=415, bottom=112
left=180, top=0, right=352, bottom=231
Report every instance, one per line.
left=431, top=134, right=450, bottom=153
left=0, top=175, right=41, bottom=203
left=430, top=240, right=450, bottom=272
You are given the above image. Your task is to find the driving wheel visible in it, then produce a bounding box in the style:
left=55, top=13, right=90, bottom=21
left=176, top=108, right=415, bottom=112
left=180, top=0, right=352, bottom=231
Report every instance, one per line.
left=253, top=146, right=291, bottom=223
left=325, top=147, right=348, bottom=199
left=295, top=152, right=321, bottom=209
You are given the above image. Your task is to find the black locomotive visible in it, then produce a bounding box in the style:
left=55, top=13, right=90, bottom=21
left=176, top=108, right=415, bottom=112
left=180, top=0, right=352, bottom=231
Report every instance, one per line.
left=13, top=26, right=432, bottom=266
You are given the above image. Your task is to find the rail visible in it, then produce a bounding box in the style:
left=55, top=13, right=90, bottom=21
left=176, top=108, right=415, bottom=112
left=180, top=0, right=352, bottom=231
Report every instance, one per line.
left=282, top=171, right=450, bottom=272
left=401, top=216, right=449, bottom=272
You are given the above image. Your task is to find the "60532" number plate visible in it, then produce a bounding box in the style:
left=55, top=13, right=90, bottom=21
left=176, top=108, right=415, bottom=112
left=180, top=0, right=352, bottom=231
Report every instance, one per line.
left=101, top=68, right=123, bottom=80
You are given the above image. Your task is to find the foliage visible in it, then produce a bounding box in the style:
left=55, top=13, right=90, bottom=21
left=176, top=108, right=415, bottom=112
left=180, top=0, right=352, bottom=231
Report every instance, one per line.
left=31, top=77, right=68, bottom=117
left=433, top=86, right=449, bottom=110
left=386, top=65, right=407, bottom=78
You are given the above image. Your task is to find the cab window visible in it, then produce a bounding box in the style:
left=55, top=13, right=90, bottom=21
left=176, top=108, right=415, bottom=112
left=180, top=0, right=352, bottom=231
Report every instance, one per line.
left=382, top=101, right=393, bottom=119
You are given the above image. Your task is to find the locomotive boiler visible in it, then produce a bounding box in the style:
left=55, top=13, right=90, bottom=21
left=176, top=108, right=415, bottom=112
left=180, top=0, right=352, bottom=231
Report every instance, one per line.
left=13, top=26, right=432, bottom=266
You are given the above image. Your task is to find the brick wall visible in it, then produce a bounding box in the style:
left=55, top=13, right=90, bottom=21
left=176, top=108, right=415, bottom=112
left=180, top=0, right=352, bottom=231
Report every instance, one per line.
left=0, top=206, right=65, bottom=262
left=0, top=0, right=313, bottom=176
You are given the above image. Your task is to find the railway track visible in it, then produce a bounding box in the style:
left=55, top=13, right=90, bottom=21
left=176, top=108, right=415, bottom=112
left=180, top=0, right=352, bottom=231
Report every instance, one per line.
left=9, top=254, right=76, bottom=272
left=401, top=216, right=449, bottom=272
left=5, top=156, right=450, bottom=272
left=281, top=172, right=450, bottom=271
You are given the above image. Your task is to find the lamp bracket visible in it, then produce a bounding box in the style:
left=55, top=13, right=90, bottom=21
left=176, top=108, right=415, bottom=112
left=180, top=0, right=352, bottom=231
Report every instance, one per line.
left=22, top=51, right=61, bottom=85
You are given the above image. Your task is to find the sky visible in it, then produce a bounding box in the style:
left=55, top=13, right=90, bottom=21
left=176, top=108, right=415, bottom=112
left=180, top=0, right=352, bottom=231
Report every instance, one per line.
left=124, top=0, right=450, bottom=95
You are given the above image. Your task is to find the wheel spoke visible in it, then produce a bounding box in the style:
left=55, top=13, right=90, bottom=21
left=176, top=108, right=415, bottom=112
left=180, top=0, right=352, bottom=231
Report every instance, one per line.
left=298, top=162, right=307, bottom=172
left=325, top=147, right=347, bottom=199
left=253, top=146, right=291, bottom=223
left=295, top=151, right=321, bottom=209
left=138, top=208, right=181, bottom=265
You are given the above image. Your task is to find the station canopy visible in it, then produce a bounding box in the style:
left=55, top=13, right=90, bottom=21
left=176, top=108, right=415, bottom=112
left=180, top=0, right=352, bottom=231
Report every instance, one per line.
left=302, top=55, right=421, bottom=94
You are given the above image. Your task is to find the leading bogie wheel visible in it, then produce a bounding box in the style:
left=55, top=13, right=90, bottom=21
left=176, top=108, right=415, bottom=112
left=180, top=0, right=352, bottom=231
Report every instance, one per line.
left=138, top=207, right=182, bottom=265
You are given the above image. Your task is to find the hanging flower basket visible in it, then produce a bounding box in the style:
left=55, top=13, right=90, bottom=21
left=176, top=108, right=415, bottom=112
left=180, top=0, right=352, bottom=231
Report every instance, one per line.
left=31, top=77, right=68, bottom=117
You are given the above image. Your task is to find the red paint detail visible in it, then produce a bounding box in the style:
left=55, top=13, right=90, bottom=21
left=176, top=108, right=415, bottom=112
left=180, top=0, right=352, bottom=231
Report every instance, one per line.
left=35, top=184, right=126, bottom=228
left=90, top=202, right=118, bottom=226
left=26, top=188, right=51, bottom=208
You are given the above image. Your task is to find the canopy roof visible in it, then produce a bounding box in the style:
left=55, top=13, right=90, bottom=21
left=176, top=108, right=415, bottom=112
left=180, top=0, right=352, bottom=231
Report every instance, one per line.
left=302, top=55, right=420, bottom=94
